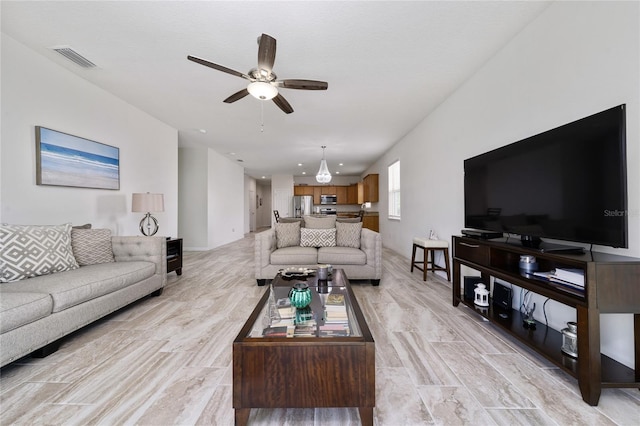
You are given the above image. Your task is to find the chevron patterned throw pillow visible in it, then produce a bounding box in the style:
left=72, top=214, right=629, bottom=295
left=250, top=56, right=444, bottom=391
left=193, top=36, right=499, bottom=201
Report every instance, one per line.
left=300, top=228, right=336, bottom=247
left=0, top=223, right=79, bottom=282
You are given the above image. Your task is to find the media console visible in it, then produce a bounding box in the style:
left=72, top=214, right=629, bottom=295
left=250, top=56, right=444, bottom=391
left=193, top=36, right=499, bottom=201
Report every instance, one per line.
left=452, top=236, right=640, bottom=406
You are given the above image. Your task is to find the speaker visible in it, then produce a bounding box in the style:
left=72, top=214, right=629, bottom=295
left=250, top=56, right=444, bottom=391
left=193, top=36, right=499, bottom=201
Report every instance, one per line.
left=463, top=276, right=483, bottom=300
left=493, top=282, right=512, bottom=311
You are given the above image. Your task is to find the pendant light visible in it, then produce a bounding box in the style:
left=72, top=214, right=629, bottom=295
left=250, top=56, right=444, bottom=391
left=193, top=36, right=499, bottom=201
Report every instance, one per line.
left=316, top=145, right=332, bottom=183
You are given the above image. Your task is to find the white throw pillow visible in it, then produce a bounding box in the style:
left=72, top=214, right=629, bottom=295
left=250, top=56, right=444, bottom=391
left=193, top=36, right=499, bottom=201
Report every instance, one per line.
left=0, top=223, right=79, bottom=282
left=300, top=228, right=336, bottom=247
left=336, top=221, right=362, bottom=248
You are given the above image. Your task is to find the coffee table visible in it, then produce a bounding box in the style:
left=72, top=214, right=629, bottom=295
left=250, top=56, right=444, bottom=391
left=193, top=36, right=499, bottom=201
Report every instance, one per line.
left=233, top=269, right=375, bottom=425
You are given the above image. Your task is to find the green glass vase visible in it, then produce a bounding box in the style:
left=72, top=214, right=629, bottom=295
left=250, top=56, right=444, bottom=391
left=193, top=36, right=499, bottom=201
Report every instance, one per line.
left=288, top=282, right=312, bottom=309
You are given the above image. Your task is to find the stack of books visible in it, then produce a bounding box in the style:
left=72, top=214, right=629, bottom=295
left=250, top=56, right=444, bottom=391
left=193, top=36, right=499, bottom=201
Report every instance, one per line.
left=324, top=293, right=348, bottom=324
left=262, top=325, right=295, bottom=337
left=533, top=267, right=585, bottom=292
left=319, top=323, right=350, bottom=337
left=293, top=324, right=317, bottom=337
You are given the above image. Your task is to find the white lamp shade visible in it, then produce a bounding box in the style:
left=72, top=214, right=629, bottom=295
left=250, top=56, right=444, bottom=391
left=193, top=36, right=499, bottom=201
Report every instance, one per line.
left=132, top=193, right=164, bottom=213
left=247, top=81, right=278, bottom=100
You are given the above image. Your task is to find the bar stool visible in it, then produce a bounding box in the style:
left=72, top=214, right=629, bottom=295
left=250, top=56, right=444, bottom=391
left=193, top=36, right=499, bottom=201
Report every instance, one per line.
left=411, top=237, right=451, bottom=281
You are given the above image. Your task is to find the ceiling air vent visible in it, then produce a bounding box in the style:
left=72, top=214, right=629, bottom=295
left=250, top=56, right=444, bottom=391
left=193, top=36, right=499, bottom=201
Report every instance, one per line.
left=51, top=46, right=96, bottom=68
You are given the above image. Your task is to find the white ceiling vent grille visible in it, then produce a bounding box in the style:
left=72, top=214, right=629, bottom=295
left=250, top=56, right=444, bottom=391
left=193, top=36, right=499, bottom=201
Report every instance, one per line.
left=51, top=46, right=96, bottom=68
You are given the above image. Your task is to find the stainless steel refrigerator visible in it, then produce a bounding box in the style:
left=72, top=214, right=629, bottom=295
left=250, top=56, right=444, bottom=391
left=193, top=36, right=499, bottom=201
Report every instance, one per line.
left=292, top=195, right=314, bottom=218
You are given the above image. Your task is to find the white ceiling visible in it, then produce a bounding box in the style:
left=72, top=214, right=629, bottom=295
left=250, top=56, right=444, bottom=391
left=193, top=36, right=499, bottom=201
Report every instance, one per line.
left=1, top=1, right=550, bottom=180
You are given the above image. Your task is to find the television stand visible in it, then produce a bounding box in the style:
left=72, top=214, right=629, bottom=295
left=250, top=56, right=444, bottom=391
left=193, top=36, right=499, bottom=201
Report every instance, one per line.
left=452, top=236, right=640, bottom=406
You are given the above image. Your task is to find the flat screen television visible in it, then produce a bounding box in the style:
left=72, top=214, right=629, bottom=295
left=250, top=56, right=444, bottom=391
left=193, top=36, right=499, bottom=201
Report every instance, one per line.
left=464, top=104, right=627, bottom=251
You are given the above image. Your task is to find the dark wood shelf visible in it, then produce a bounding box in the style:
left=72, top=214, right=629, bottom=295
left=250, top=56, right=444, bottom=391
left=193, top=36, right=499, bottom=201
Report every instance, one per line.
left=453, top=236, right=640, bottom=406
left=166, top=238, right=183, bottom=275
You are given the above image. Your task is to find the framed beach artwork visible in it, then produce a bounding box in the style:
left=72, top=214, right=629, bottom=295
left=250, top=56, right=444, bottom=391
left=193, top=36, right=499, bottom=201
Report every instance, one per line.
left=35, top=126, right=120, bottom=190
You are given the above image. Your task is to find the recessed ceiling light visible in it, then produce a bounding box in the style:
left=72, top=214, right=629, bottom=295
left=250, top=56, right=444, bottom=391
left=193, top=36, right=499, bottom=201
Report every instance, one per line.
left=298, top=163, right=303, bottom=166
left=336, top=171, right=340, bottom=174
left=261, top=176, right=266, bottom=179
left=339, top=163, right=344, bottom=166
left=228, top=152, right=236, bottom=156
left=198, top=129, right=207, bottom=134
left=302, top=172, right=306, bottom=175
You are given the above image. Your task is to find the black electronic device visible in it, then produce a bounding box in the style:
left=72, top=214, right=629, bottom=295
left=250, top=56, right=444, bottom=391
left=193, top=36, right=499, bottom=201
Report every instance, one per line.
left=492, top=282, right=512, bottom=312
left=464, top=104, right=628, bottom=250
left=461, top=229, right=503, bottom=240
left=464, top=276, right=483, bottom=301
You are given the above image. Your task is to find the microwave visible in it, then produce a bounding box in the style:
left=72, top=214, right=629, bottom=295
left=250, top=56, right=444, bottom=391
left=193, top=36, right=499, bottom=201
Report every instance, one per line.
left=320, top=194, right=337, bottom=205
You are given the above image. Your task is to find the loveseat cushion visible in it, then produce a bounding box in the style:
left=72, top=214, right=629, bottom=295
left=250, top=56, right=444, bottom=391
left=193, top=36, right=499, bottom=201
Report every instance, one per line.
left=303, top=215, right=337, bottom=229
left=318, top=247, right=366, bottom=265
left=270, top=247, right=318, bottom=265
left=0, top=223, right=79, bottom=283
left=0, top=292, right=53, bottom=333
left=0, top=261, right=155, bottom=313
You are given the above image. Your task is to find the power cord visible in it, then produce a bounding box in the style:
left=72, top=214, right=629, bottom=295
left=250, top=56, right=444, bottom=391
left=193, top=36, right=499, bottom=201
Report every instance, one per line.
left=543, top=298, right=550, bottom=326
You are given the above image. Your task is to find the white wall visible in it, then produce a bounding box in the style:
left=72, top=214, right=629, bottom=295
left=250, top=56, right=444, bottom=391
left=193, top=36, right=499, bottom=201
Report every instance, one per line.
left=178, top=147, right=208, bottom=246
left=177, top=146, right=245, bottom=250
left=1, top=34, right=178, bottom=236
left=370, top=2, right=639, bottom=368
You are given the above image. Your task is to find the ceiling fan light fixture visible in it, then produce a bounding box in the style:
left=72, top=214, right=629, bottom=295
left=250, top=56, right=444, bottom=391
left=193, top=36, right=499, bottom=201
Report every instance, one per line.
left=316, top=146, right=332, bottom=183
left=247, top=81, right=278, bottom=100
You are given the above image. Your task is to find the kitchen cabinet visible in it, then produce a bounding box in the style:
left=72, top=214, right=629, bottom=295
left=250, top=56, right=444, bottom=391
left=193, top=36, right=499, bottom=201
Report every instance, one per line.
left=357, top=182, right=364, bottom=204
left=362, top=215, right=379, bottom=232
left=363, top=174, right=379, bottom=203
left=313, top=187, right=322, bottom=205
left=294, top=186, right=314, bottom=196
left=336, top=186, right=348, bottom=204
left=347, top=184, right=358, bottom=204
left=320, top=186, right=337, bottom=195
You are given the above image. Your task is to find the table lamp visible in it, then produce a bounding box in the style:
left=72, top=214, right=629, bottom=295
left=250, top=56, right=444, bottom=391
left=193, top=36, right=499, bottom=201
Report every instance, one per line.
left=132, top=192, right=164, bottom=236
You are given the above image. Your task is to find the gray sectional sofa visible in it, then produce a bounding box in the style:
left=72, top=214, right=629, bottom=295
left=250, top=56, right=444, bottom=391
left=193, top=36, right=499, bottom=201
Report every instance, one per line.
left=0, top=225, right=166, bottom=367
left=255, top=215, right=382, bottom=286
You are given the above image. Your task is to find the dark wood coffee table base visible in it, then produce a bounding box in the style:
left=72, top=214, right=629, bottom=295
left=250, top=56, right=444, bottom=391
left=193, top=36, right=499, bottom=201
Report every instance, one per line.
left=233, top=270, right=375, bottom=425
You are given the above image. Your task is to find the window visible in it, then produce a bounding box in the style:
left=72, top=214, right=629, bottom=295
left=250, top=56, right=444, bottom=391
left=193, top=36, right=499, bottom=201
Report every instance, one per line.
left=388, top=160, right=400, bottom=219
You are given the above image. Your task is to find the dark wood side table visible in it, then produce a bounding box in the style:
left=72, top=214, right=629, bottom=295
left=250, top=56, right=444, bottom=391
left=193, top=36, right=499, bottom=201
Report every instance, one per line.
left=166, top=238, right=183, bottom=275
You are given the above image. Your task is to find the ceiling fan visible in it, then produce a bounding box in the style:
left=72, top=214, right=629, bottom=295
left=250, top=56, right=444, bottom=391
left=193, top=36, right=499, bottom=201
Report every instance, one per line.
left=188, top=34, right=328, bottom=114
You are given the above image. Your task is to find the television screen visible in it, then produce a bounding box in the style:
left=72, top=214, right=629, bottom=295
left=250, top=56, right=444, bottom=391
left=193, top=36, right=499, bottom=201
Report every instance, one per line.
left=464, top=104, right=627, bottom=249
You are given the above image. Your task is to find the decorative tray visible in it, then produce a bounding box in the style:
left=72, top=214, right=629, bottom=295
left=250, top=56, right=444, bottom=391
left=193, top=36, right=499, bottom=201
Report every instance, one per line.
left=279, top=267, right=316, bottom=278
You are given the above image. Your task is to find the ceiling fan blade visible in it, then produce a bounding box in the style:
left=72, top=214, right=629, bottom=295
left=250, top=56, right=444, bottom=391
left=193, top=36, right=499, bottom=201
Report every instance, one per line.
left=272, top=94, right=294, bottom=114
left=275, top=79, right=328, bottom=90
left=257, top=34, right=276, bottom=73
left=187, top=55, right=249, bottom=80
left=223, top=88, right=250, bottom=104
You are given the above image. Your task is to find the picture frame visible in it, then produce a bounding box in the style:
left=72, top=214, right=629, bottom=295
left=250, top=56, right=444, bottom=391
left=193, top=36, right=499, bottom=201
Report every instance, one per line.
left=35, top=126, right=120, bottom=190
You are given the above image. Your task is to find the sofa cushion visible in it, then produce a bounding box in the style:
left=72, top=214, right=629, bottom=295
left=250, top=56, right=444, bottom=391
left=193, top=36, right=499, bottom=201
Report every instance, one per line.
left=270, top=247, right=318, bottom=265
left=0, top=292, right=53, bottom=333
left=71, top=229, right=115, bottom=266
left=0, top=223, right=79, bottom=283
left=336, top=222, right=362, bottom=248
left=318, top=247, right=367, bottom=265
left=0, top=261, right=155, bottom=313
left=300, top=228, right=336, bottom=247
left=275, top=222, right=301, bottom=248
left=303, top=215, right=336, bottom=229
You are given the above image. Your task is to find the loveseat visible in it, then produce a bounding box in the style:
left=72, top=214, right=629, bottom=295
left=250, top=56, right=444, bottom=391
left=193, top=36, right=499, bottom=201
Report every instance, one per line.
left=0, top=223, right=166, bottom=367
left=255, top=215, right=382, bottom=286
